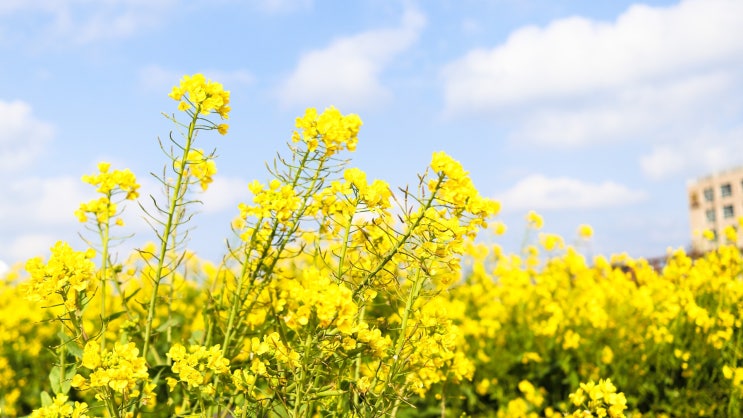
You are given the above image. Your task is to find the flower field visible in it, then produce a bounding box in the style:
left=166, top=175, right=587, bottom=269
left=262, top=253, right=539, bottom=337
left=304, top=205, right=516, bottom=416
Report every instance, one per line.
left=1, top=75, right=742, bottom=417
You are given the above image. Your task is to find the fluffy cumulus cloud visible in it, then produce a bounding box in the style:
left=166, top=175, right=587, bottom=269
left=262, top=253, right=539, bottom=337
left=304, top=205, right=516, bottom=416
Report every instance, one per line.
left=5, top=234, right=61, bottom=262
left=0, top=100, right=55, bottom=171
left=277, top=8, right=426, bottom=110
left=0, top=176, right=93, bottom=265
left=0, top=0, right=177, bottom=45
left=640, top=126, right=743, bottom=180
left=442, top=0, right=743, bottom=149
left=199, top=176, right=251, bottom=214
left=0, top=176, right=90, bottom=225
left=497, top=174, right=647, bottom=212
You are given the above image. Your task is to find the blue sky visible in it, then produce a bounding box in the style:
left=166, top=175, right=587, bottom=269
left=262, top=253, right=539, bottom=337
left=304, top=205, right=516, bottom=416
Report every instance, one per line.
left=2, top=0, right=743, bottom=273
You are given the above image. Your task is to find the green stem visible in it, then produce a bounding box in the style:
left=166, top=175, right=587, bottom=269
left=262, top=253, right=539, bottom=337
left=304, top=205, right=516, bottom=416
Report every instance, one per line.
left=352, top=305, right=366, bottom=409
left=58, top=322, right=66, bottom=394
left=353, top=174, right=444, bottom=298
left=142, top=109, right=197, bottom=360
left=133, top=109, right=198, bottom=418
left=372, top=269, right=424, bottom=415
left=728, top=318, right=743, bottom=417
left=336, top=205, right=359, bottom=281
left=223, top=147, right=326, bottom=357
left=100, top=212, right=111, bottom=355
left=293, top=332, right=315, bottom=417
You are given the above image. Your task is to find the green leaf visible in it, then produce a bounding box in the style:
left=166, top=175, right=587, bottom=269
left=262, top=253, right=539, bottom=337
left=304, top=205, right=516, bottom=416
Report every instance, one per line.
left=104, top=310, right=127, bottom=322
left=49, top=364, right=76, bottom=395
left=66, top=341, right=84, bottom=359
left=49, top=366, right=61, bottom=395
left=62, top=365, right=76, bottom=394
left=188, top=329, right=204, bottom=345
left=40, top=391, right=53, bottom=407
left=124, top=288, right=141, bottom=304
left=155, top=316, right=183, bottom=333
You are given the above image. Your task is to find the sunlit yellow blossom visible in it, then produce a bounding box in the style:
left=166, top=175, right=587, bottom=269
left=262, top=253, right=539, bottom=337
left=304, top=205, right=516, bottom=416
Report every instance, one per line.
left=30, top=394, right=89, bottom=418
left=539, top=233, right=564, bottom=251
left=182, top=148, right=217, bottom=191
left=723, top=225, right=738, bottom=243
left=24, top=241, right=97, bottom=303
left=75, top=163, right=140, bottom=224
left=293, top=106, right=362, bottom=155
left=578, top=224, right=594, bottom=239
left=75, top=341, right=149, bottom=396
left=80, top=162, right=140, bottom=200
left=526, top=210, right=544, bottom=229
left=170, top=73, right=231, bottom=118
left=168, top=343, right=230, bottom=391
left=601, top=346, right=614, bottom=364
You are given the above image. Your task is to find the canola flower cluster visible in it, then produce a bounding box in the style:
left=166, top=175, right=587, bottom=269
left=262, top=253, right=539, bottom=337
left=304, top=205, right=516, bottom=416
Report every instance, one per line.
left=74, top=162, right=139, bottom=225
left=29, top=394, right=88, bottom=418
left=72, top=342, right=151, bottom=400
left=169, top=73, right=231, bottom=120
left=2, top=74, right=743, bottom=418
left=167, top=344, right=230, bottom=394
left=292, top=106, right=362, bottom=155
left=567, top=379, right=627, bottom=417
left=23, top=242, right=96, bottom=306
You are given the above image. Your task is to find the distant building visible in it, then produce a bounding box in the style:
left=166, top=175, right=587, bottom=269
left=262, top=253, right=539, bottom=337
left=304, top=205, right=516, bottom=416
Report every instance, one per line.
left=687, top=166, right=743, bottom=252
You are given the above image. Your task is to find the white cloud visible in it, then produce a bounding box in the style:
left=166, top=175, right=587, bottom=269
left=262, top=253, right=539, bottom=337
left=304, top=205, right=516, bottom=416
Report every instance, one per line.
left=0, top=0, right=177, bottom=45
left=277, top=8, right=426, bottom=110
left=0, top=259, right=7, bottom=277
left=139, top=65, right=254, bottom=92
left=510, top=72, right=734, bottom=146
left=497, top=174, right=647, bottom=212
left=199, top=176, right=251, bottom=214
left=0, top=176, right=90, bottom=225
left=7, top=233, right=60, bottom=261
left=442, top=0, right=743, bottom=146
left=0, top=100, right=54, bottom=171
left=641, top=126, right=743, bottom=180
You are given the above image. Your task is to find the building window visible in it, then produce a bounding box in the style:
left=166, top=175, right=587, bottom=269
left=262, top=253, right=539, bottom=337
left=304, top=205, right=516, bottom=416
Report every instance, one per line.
left=721, top=183, right=732, bottom=197
left=706, top=209, right=716, bottom=222
left=690, top=192, right=700, bottom=209
left=723, top=205, right=735, bottom=218
left=704, top=187, right=714, bottom=201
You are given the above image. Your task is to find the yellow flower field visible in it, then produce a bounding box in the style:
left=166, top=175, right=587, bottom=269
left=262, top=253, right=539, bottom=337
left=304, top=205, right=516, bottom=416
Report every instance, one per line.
left=1, top=75, right=742, bottom=417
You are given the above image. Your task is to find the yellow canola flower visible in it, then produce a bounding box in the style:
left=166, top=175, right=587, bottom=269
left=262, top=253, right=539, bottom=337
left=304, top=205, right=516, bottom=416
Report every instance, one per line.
left=80, top=162, right=140, bottom=199
left=539, top=233, right=564, bottom=252
left=568, top=379, right=627, bottom=418
left=24, top=241, right=97, bottom=303
left=430, top=152, right=500, bottom=213
left=74, top=341, right=149, bottom=395
left=75, top=162, right=140, bottom=224
left=30, top=394, right=89, bottom=418
left=167, top=343, right=231, bottom=390
left=578, top=224, right=594, bottom=239
left=169, top=73, right=231, bottom=118
left=292, top=106, right=362, bottom=155
left=526, top=210, right=544, bottom=230
left=723, top=224, right=738, bottom=243
left=183, top=148, right=217, bottom=191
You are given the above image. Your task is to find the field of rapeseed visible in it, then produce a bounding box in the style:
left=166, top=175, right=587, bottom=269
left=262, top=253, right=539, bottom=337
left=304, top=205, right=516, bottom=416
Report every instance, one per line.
left=1, top=74, right=742, bottom=417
